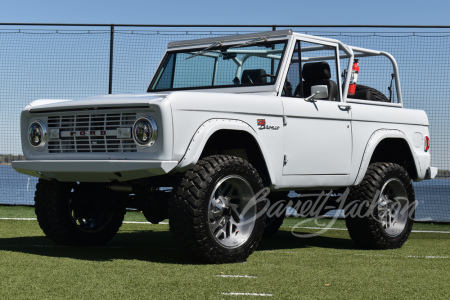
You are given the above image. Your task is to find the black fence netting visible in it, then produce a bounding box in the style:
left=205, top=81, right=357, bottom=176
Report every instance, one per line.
left=0, top=28, right=448, bottom=222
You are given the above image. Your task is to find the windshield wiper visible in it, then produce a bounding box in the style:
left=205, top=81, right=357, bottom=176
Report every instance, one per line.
left=227, top=37, right=268, bottom=50
left=185, top=41, right=223, bottom=60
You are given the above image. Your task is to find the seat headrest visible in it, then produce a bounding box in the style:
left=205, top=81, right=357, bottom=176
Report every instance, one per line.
left=302, top=62, right=332, bottom=81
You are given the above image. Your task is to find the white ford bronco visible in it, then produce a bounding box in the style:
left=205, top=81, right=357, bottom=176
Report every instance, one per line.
left=13, top=30, right=437, bottom=263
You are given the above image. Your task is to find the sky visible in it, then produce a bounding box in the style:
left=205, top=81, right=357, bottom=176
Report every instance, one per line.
left=0, top=0, right=449, bottom=170
left=0, top=0, right=449, bottom=28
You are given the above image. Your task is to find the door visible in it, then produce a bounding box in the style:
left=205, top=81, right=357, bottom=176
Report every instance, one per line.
left=281, top=39, right=352, bottom=178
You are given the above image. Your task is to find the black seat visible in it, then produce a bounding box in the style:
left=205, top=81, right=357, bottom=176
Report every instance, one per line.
left=295, top=62, right=338, bottom=101
left=241, top=69, right=267, bottom=84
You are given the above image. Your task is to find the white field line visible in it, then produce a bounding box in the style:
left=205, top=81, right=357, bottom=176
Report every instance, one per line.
left=1, top=218, right=449, bottom=234
left=264, top=250, right=449, bottom=259
left=0, top=218, right=168, bottom=225
left=409, top=230, right=450, bottom=234
left=0, top=218, right=37, bottom=221
left=216, top=275, right=257, bottom=278
left=222, top=292, right=272, bottom=297
left=352, top=253, right=450, bottom=259
left=0, top=244, right=177, bottom=250
left=407, top=255, right=450, bottom=259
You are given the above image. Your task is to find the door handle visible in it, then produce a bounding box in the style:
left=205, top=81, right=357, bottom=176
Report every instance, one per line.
left=338, top=104, right=351, bottom=110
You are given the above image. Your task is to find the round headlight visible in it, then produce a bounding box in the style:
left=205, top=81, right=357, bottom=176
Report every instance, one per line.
left=28, top=120, right=47, bottom=148
left=133, top=116, right=157, bottom=146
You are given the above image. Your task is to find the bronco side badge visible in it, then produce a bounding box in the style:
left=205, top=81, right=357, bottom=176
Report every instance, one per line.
left=257, top=119, right=280, bottom=130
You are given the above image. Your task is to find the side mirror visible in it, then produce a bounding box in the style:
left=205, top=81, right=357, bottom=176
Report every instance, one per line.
left=304, top=85, right=329, bottom=102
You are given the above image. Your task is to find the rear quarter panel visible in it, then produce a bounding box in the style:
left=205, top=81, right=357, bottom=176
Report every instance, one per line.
left=350, top=103, right=430, bottom=184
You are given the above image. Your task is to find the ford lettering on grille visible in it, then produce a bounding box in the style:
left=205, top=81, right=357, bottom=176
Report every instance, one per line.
left=60, top=130, right=109, bottom=137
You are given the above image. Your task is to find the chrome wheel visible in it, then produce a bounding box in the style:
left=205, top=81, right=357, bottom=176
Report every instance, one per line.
left=377, top=178, right=409, bottom=237
left=208, top=175, right=256, bottom=249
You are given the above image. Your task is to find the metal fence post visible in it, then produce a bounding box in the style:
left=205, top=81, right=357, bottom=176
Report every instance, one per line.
left=109, top=25, right=114, bottom=94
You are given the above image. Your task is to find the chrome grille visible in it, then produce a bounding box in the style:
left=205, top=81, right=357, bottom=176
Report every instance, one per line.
left=47, top=113, right=137, bottom=153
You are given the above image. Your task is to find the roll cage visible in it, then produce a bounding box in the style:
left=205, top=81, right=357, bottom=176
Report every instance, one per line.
left=147, top=30, right=403, bottom=107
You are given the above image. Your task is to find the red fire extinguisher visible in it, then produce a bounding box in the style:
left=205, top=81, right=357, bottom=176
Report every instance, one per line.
left=348, top=59, right=359, bottom=96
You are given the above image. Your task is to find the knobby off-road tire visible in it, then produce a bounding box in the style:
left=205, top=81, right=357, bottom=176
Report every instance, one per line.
left=141, top=192, right=170, bottom=224
left=345, top=163, right=415, bottom=249
left=355, top=84, right=390, bottom=102
left=35, top=179, right=126, bottom=246
left=169, top=155, right=266, bottom=264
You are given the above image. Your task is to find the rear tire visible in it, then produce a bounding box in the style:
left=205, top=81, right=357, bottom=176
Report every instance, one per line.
left=263, top=198, right=286, bottom=238
left=345, top=163, right=415, bottom=249
left=35, top=179, right=126, bottom=246
left=169, top=155, right=266, bottom=264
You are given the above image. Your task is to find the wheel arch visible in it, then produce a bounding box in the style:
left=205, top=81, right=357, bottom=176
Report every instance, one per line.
left=176, top=119, right=275, bottom=186
left=353, top=130, right=421, bottom=185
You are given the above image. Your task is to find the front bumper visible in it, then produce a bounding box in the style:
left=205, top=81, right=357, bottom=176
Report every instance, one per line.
left=12, top=160, right=179, bottom=182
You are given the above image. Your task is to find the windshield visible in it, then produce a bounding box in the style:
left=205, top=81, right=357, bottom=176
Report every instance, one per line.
left=148, top=40, right=287, bottom=91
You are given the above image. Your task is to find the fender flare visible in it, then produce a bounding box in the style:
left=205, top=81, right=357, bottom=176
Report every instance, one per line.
left=353, top=129, right=422, bottom=185
left=176, top=118, right=276, bottom=185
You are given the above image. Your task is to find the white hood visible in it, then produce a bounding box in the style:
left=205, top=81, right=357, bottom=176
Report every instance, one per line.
left=27, top=93, right=170, bottom=112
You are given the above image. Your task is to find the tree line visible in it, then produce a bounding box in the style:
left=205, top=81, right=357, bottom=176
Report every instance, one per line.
left=437, top=169, right=450, bottom=178
left=0, top=154, right=25, bottom=165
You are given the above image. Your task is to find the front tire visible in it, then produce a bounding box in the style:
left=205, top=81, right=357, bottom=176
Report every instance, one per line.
left=345, top=163, right=415, bottom=249
left=169, top=155, right=266, bottom=264
left=35, top=179, right=126, bottom=246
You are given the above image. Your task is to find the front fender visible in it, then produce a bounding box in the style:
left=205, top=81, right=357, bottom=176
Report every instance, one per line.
left=175, top=118, right=276, bottom=185
left=353, top=129, right=422, bottom=185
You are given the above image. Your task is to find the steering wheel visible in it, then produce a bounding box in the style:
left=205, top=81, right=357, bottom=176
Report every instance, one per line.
left=255, top=74, right=288, bottom=95
left=255, top=73, right=275, bottom=83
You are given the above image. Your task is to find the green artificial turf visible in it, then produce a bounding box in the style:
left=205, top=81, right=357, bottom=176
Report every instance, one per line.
left=0, top=206, right=449, bottom=299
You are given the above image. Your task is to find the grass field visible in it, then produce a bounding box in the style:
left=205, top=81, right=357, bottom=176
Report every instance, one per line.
left=0, top=206, right=449, bottom=299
